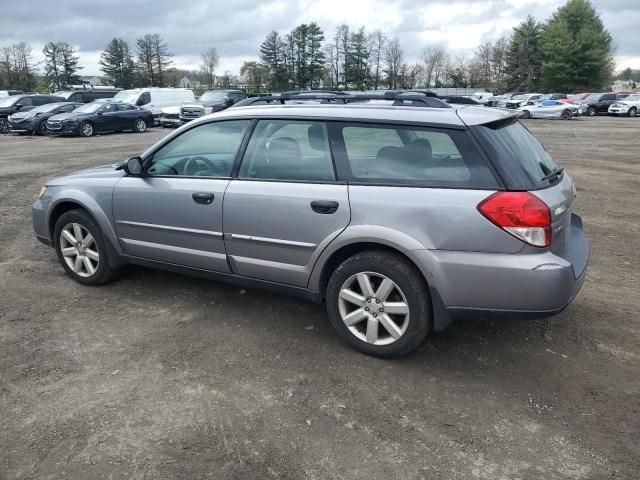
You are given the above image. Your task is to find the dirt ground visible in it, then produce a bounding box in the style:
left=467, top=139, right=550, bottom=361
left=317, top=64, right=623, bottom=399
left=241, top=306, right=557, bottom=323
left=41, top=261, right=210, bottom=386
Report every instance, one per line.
left=0, top=117, right=638, bottom=480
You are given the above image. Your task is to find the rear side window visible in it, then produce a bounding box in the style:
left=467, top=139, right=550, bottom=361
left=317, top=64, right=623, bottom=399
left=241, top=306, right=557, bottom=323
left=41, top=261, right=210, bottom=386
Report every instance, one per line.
left=18, top=97, right=34, bottom=106
left=335, top=123, right=498, bottom=188
left=238, top=120, right=335, bottom=182
left=473, top=120, right=559, bottom=189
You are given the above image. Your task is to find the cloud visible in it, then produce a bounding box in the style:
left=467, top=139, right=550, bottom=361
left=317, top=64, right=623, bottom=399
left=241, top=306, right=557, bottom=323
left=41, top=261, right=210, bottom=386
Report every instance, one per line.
left=0, top=0, right=637, bottom=75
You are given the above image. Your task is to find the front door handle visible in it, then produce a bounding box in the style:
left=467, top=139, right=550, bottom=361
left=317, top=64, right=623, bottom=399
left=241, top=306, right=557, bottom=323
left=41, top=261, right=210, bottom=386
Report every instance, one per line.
left=310, top=200, right=339, bottom=214
left=192, top=192, right=215, bottom=205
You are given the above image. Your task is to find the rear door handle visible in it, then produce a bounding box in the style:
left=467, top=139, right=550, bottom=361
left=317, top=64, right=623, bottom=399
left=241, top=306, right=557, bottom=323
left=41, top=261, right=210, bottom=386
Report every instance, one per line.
left=310, top=200, right=339, bottom=214
left=192, top=192, right=215, bottom=205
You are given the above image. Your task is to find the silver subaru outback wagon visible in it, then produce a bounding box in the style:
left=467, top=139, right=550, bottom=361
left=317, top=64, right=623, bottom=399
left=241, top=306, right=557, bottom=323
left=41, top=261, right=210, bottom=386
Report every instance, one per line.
left=32, top=102, right=589, bottom=357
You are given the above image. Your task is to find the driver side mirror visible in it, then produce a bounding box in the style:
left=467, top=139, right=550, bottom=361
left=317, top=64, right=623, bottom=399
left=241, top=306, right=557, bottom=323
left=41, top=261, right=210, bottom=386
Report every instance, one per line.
left=224, top=96, right=234, bottom=106
left=15, top=103, right=24, bottom=110
left=123, top=156, right=144, bottom=176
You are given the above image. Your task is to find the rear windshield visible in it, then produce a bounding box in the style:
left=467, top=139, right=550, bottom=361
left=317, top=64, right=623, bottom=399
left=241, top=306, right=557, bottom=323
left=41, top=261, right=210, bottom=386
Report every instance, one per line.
left=472, top=120, right=560, bottom=189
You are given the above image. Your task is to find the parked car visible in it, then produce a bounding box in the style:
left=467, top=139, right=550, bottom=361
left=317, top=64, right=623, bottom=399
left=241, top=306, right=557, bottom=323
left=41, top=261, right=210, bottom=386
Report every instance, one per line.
left=158, top=106, right=181, bottom=127
left=608, top=93, right=640, bottom=117
left=0, top=94, right=63, bottom=133
left=0, top=89, right=24, bottom=97
left=32, top=98, right=588, bottom=357
left=577, top=93, right=618, bottom=116
left=437, top=95, right=481, bottom=105
left=518, top=100, right=577, bottom=120
left=470, top=92, right=493, bottom=104
left=179, top=89, right=247, bottom=124
left=565, top=93, right=591, bottom=104
left=526, top=93, right=568, bottom=106
left=52, top=87, right=121, bottom=104
left=505, top=93, right=543, bottom=109
left=496, top=92, right=526, bottom=107
left=110, top=88, right=196, bottom=123
left=46, top=102, right=153, bottom=137
left=8, top=101, right=81, bottom=135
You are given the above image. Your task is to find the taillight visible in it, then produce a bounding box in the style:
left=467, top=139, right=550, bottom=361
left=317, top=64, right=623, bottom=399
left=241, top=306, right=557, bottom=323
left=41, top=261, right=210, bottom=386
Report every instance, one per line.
left=478, top=192, right=551, bottom=247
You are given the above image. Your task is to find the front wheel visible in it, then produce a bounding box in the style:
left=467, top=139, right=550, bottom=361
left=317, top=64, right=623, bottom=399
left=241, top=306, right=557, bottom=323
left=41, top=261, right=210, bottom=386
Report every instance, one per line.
left=37, top=120, right=48, bottom=136
left=54, top=209, right=122, bottom=285
left=80, top=121, right=94, bottom=137
left=133, top=118, right=147, bottom=133
left=326, top=251, right=431, bottom=358
left=561, top=109, right=572, bottom=120
left=629, top=107, right=637, bottom=117
left=587, top=106, right=597, bottom=116
left=521, top=110, right=531, bottom=119
left=0, top=118, right=8, bottom=134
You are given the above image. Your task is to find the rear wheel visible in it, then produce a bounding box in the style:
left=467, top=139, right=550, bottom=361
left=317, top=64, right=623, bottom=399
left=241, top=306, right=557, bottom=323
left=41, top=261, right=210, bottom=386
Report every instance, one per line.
left=561, top=109, right=572, bottom=120
left=521, top=110, right=531, bottom=119
left=0, top=118, right=8, bottom=134
left=629, top=107, right=637, bottom=117
left=54, top=209, right=122, bottom=285
left=80, top=121, right=94, bottom=137
left=326, top=251, right=431, bottom=358
left=587, top=106, right=597, bottom=116
left=133, top=118, right=147, bottom=133
left=37, top=120, right=48, bottom=136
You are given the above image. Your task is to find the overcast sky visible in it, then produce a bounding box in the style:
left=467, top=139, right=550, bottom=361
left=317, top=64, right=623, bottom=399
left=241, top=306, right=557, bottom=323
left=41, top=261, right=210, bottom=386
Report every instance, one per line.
left=1, top=0, right=638, bottom=77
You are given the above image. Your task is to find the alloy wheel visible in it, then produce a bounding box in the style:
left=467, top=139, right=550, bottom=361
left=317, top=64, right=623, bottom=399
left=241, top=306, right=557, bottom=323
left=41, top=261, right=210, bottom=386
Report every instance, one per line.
left=135, top=119, right=147, bottom=132
left=59, top=223, right=99, bottom=277
left=0, top=119, right=8, bottom=133
left=81, top=123, right=93, bottom=137
left=629, top=108, right=637, bottom=117
left=338, top=272, right=410, bottom=345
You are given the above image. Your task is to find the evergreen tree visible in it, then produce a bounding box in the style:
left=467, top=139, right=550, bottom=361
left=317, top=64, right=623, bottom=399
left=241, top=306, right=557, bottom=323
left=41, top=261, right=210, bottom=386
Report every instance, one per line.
left=348, top=27, right=369, bottom=90
left=505, top=16, right=542, bottom=91
left=99, top=38, right=135, bottom=88
left=259, top=31, right=286, bottom=90
left=43, top=41, right=81, bottom=90
left=540, top=0, right=614, bottom=92
left=306, top=23, right=325, bottom=89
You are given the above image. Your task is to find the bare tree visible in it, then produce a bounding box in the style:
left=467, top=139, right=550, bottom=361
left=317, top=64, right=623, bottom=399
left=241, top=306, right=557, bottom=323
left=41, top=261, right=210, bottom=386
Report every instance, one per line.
left=384, top=38, right=403, bottom=89
left=199, top=47, right=219, bottom=89
left=368, top=30, right=386, bottom=90
left=0, top=42, right=36, bottom=90
left=421, top=46, right=447, bottom=88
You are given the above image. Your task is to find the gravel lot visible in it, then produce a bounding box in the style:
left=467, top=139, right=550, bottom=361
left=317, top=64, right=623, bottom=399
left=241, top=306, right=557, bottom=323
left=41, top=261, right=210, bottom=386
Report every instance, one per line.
left=0, top=117, right=638, bottom=479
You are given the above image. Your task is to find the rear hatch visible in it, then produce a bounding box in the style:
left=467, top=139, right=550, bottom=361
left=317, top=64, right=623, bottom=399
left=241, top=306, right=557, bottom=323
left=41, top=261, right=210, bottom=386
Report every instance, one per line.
left=468, top=118, right=587, bottom=278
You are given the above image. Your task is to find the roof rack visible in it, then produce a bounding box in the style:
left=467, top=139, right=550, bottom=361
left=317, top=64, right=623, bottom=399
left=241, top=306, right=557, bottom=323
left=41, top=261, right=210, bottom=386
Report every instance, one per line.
left=233, top=92, right=451, bottom=109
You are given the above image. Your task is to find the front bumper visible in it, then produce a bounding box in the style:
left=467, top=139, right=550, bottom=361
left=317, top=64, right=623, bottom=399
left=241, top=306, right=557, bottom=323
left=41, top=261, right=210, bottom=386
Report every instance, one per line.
left=409, top=214, right=589, bottom=319
left=608, top=107, right=628, bottom=115
left=46, top=122, right=80, bottom=135
left=159, top=115, right=181, bottom=127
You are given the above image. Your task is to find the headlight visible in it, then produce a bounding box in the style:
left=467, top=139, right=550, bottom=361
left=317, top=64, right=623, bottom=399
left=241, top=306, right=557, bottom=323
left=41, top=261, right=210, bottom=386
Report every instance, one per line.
left=37, top=186, right=47, bottom=199
left=204, top=107, right=213, bottom=114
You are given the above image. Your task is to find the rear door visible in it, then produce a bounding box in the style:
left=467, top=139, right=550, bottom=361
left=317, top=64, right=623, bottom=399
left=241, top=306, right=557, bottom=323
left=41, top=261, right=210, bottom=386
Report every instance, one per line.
left=223, top=119, right=350, bottom=287
left=113, top=119, right=251, bottom=271
left=599, top=93, right=616, bottom=112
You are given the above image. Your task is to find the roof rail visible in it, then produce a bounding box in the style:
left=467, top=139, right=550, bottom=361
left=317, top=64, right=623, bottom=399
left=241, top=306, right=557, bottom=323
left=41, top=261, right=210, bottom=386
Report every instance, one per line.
left=233, top=92, right=451, bottom=109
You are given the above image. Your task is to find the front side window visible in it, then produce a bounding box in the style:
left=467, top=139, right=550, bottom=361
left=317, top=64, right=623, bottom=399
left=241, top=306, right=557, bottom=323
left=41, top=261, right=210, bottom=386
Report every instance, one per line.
left=147, top=120, right=250, bottom=177
left=338, top=123, right=497, bottom=187
left=17, top=97, right=33, bottom=107
left=238, top=120, right=335, bottom=182
left=100, top=103, right=118, bottom=113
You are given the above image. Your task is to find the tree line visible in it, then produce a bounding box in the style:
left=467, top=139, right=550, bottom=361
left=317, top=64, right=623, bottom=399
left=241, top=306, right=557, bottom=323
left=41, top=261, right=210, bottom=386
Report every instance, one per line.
left=0, top=0, right=619, bottom=94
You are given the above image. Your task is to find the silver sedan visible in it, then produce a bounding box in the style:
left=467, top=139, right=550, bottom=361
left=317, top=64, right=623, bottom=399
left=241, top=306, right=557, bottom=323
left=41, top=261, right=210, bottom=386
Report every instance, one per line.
left=518, top=100, right=577, bottom=120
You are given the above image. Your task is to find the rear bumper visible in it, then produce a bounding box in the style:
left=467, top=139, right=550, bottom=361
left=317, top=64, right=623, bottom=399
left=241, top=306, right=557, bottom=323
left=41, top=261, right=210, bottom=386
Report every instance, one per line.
left=409, top=214, right=589, bottom=321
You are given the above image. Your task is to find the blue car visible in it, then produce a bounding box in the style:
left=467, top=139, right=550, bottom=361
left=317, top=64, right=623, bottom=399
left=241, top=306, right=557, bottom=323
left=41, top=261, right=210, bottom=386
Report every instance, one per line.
left=46, top=102, right=153, bottom=137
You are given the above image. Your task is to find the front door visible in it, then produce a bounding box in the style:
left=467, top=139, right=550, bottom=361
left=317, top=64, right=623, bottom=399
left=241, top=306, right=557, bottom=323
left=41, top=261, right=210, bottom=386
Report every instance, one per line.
left=223, top=119, right=350, bottom=287
left=112, top=119, right=252, bottom=271
left=95, top=103, right=123, bottom=132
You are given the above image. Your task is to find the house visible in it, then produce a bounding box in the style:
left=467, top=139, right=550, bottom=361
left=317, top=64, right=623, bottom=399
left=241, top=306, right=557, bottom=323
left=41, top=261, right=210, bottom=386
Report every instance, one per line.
left=79, top=76, right=108, bottom=87
left=179, top=74, right=202, bottom=89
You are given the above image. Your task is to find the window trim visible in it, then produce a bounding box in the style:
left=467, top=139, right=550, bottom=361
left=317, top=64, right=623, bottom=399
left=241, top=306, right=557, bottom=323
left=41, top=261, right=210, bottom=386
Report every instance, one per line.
left=328, top=120, right=502, bottom=190
left=141, top=118, right=254, bottom=179
left=233, top=118, right=340, bottom=184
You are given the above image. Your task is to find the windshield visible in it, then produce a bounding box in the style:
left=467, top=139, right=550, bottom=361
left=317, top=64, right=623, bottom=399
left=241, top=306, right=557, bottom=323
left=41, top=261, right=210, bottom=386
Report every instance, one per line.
left=74, top=103, right=102, bottom=114
left=0, top=96, right=19, bottom=107
left=475, top=120, right=560, bottom=189
left=512, top=95, right=527, bottom=100
left=200, top=91, right=230, bottom=102
left=584, top=94, right=602, bottom=102
left=53, top=91, right=72, bottom=99
left=112, top=91, right=140, bottom=103
left=31, top=103, right=64, bottom=113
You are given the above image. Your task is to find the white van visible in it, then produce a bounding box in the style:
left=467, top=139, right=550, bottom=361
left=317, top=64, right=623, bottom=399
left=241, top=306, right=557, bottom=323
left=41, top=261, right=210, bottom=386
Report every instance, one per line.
left=111, top=88, right=195, bottom=121
left=470, top=92, right=494, bottom=104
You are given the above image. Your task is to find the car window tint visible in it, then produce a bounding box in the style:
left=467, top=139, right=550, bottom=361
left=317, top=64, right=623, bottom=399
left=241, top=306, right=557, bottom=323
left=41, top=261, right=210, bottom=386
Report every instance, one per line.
left=339, top=125, right=494, bottom=186
left=18, top=97, right=33, bottom=106
left=147, top=120, right=250, bottom=177
left=238, top=120, right=335, bottom=182
left=101, top=103, right=117, bottom=113
left=117, top=103, right=132, bottom=111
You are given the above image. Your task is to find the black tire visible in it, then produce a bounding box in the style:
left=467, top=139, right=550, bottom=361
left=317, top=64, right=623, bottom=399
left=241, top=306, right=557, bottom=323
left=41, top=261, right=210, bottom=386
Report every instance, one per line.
left=36, top=120, right=48, bottom=136
left=133, top=118, right=147, bottom=133
left=53, top=209, right=122, bottom=286
left=79, top=121, right=94, bottom=137
left=561, top=109, right=572, bottom=120
left=587, top=106, right=597, bottom=116
left=325, top=250, right=431, bottom=358
left=521, top=110, right=531, bottom=119
left=0, top=118, right=8, bottom=134
left=629, top=107, right=637, bottom=117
